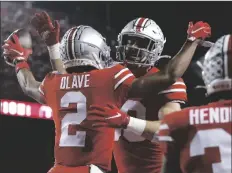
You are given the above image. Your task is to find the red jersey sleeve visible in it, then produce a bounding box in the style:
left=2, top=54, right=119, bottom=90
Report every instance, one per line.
left=158, top=78, right=187, bottom=104
left=147, top=67, right=187, bottom=105
left=112, top=64, right=135, bottom=107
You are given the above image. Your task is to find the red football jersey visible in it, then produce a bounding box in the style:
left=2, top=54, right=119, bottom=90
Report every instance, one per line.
left=158, top=100, right=232, bottom=173
left=39, top=64, right=135, bottom=171
left=114, top=67, right=187, bottom=173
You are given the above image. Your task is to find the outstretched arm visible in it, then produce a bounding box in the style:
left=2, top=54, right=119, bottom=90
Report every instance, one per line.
left=17, top=67, right=45, bottom=104
left=129, top=21, right=211, bottom=98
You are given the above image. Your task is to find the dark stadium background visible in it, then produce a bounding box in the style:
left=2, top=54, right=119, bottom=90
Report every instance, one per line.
left=0, top=1, right=232, bottom=173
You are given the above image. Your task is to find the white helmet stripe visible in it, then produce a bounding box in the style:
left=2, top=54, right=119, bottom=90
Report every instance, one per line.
left=223, top=35, right=230, bottom=78
left=228, top=35, right=232, bottom=78
left=66, top=28, right=74, bottom=60
left=71, top=28, right=78, bottom=60
left=68, top=28, right=77, bottom=60
left=141, top=18, right=149, bottom=30
left=134, top=18, right=141, bottom=28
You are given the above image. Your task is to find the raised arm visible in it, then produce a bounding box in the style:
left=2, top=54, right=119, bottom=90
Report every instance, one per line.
left=16, top=67, right=44, bottom=104
left=129, top=21, right=211, bottom=98
left=2, top=33, right=45, bottom=104
left=31, top=11, right=66, bottom=74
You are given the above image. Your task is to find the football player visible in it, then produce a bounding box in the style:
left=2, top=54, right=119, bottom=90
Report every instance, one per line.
left=111, top=18, right=187, bottom=173
left=157, top=34, right=232, bottom=173
left=87, top=34, right=231, bottom=173
left=88, top=18, right=211, bottom=173
left=3, top=12, right=134, bottom=173
left=2, top=12, right=210, bottom=173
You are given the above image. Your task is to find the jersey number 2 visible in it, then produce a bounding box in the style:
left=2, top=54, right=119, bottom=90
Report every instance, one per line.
left=59, top=91, right=87, bottom=147
left=190, top=129, right=231, bottom=173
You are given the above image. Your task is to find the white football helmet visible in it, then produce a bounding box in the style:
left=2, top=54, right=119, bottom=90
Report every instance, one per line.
left=116, top=17, right=166, bottom=66
left=202, top=34, right=232, bottom=96
left=60, top=25, right=112, bottom=70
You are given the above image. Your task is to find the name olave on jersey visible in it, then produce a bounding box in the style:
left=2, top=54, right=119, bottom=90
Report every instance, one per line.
left=190, top=107, right=232, bottom=125
left=60, top=74, right=90, bottom=89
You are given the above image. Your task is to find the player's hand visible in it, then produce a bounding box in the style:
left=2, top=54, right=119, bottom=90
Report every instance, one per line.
left=2, top=33, right=32, bottom=66
left=187, top=21, right=211, bottom=41
left=87, top=103, right=130, bottom=128
left=31, top=11, right=60, bottom=46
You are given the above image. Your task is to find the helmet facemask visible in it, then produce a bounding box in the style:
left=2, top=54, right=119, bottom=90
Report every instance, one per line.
left=116, top=33, right=164, bottom=67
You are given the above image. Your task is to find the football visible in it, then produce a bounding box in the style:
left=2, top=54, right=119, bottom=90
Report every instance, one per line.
left=4, top=28, right=32, bottom=66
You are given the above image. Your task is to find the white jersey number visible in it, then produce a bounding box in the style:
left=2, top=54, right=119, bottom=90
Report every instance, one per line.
left=59, top=91, right=87, bottom=147
left=190, top=129, right=231, bottom=173
left=120, top=100, right=146, bottom=142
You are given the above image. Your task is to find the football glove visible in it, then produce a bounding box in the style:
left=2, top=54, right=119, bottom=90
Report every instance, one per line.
left=187, top=21, right=211, bottom=41
left=87, top=103, right=130, bottom=128
left=31, top=11, right=60, bottom=46
left=2, top=33, right=32, bottom=67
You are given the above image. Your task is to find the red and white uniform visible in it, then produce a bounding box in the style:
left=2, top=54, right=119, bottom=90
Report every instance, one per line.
left=39, top=64, right=135, bottom=173
left=158, top=100, right=232, bottom=173
left=114, top=67, right=187, bottom=173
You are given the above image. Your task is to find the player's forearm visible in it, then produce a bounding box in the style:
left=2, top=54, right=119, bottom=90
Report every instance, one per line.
left=126, top=117, right=161, bottom=141
left=17, top=68, right=44, bottom=103
left=165, top=39, right=198, bottom=81
left=50, top=59, right=67, bottom=74
left=129, top=40, right=198, bottom=98
left=158, top=102, right=181, bottom=120
left=142, top=120, right=161, bottom=141
left=48, top=43, right=67, bottom=74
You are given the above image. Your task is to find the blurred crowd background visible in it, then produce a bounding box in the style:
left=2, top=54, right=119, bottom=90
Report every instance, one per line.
left=0, top=1, right=232, bottom=173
